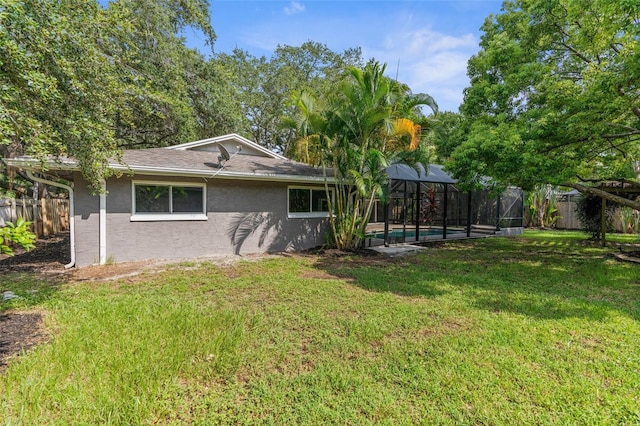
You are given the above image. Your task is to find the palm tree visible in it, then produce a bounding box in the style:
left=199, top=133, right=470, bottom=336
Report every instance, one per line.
left=287, top=60, right=438, bottom=249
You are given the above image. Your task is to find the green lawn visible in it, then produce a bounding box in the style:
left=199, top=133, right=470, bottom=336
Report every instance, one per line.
left=1, top=230, right=639, bottom=424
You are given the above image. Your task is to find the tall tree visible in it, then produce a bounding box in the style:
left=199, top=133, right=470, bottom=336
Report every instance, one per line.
left=106, top=0, right=218, bottom=149
left=429, top=111, right=466, bottom=163
left=1, top=0, right=128, bottom=187
left=0, top=0, right=238, bottom=192
left=448, top=0, right=640, bottom=209
left=215, top=42, right=362, bottom=153
left=287, top=61, right=438, bottom=249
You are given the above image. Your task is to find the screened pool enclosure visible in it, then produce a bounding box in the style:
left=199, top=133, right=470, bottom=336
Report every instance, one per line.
left=366, top=164, right=524, bottom=246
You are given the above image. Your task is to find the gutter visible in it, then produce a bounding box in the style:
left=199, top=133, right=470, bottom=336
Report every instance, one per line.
left=24, top=171, right=75, bottom=269
left=3, top=158, right=336, bottom=184
left=104, top=164, right=336, bottom=183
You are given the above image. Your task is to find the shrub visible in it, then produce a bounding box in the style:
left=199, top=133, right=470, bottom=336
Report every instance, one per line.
left=525, top=185, right=559, bottom=228
left=617, top=207, right=640, bottom=234
left=0, top=218, right=37, bottom=256
left=575, top=195, right=615, bottom=239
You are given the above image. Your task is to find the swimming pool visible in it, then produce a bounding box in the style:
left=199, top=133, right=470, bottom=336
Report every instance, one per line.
left=368, top=228, right=456, bottom=239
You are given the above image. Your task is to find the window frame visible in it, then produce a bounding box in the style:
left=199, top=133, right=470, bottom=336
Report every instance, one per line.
left=287, top=186, right=333, bottom=219
left=131, top=180, right=207, bottom=221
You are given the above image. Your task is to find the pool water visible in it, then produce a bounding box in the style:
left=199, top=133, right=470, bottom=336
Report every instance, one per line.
left=369, top=228, right=456, bottom=239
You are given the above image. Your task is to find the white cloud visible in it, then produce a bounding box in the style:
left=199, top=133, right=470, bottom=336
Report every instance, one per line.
left=284, top=1, right=305, bottom=16
left=215, top=5, right=484, bottom=112
left=366, top=27, right=479, bottom=112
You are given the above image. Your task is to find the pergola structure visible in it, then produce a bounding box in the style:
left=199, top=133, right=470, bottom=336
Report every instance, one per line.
left=367, top=164, right=524, bottom=246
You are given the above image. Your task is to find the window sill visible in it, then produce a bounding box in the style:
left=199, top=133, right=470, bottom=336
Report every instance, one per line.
left=288, top=212, right=330, bottom=219
left=130, top=214, right=208, bottom=222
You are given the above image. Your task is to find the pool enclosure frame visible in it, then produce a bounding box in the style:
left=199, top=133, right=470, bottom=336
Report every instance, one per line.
left=367, top=164, right=524, bottom=246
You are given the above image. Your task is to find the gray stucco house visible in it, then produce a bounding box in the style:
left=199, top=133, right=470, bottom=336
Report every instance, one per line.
left=4, top=134, right=333, bottom=267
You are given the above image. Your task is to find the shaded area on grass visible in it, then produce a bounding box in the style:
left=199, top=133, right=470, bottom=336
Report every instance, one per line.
left=1, top=230, right=639, bottom=424
left=314, top=234, right=640, bottom=322
left=310, top=248, right=447, bottom=298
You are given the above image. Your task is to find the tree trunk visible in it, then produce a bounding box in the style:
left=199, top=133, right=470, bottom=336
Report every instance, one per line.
left=561, top=182, right=640, bottom=211
left=601, top=197, right=606, bottom=247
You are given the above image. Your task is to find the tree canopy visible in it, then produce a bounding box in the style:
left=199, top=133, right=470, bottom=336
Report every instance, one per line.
left=215, top=42, right=362, bottom=154
left=0, top=0, right=238, bottom=191
left=446, top=0, right=640, bottom=209
left=0, top=0, right=365, bottom=193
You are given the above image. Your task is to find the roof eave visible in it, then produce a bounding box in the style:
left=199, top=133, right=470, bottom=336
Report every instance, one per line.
left=3, top=157, right=335, bottom=184
left=100, top=163, right=336, bottom=184
left=2, top=157, right=80, bottom=172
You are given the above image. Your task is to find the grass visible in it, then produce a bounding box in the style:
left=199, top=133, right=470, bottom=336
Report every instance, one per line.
left=1, top=230, right=639, bottom=424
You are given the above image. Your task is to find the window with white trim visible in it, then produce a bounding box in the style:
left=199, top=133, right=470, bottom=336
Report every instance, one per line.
left=131, top=181, right=207, bottom=221
left=288, top=186, right=332, bottom=218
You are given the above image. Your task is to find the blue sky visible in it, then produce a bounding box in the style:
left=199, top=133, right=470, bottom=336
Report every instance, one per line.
left=185, top=0, right=505, bottom=112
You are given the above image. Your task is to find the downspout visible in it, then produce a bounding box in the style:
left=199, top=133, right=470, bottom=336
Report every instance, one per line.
left=99, top=179, right=106, bottom=265
left=25, top=171, right=75, bottom=269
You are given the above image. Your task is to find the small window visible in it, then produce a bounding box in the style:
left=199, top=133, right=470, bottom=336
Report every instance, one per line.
left=288, top=187, right=332, bottom=218
left=132, top=181, right=206, bottom=221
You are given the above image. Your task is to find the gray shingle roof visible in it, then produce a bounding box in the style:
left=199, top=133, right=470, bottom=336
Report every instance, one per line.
left=118, top=148, right=330, bottom=181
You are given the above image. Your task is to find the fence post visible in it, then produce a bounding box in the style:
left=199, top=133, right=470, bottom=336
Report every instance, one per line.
left=33, top=199, right=40, bottom=237
left=42, top=199, right=50, bottom=236
left=10, top=198, right=16, bottom=223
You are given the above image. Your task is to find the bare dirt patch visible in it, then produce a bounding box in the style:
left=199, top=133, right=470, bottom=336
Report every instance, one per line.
left=1, top=235, right=67, bottom=373
left=300, top=270, right=340, bottom=280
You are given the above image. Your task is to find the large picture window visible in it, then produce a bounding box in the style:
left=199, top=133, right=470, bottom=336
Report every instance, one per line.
left=131, top=181, right=207, bottom=221
left=288, top=187, right=332, bottom=218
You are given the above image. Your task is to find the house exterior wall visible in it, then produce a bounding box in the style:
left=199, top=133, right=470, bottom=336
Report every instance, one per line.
left=73, top=173, right=101, bottom=267
left=73, top=174, right=329, bottom=267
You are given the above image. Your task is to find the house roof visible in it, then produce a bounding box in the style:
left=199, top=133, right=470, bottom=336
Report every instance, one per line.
left=2, top=134, right=333, bottom=184
left=3, top=133, right=457, bottom=185
left=166, top=133, right=288, bottom=160
left=117, top=148, right=330, bottom=182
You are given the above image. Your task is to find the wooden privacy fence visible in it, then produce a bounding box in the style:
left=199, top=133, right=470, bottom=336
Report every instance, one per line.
left=555, top=200, right=639, bottom=233
left=0, top=198, right=69, bottom=237
left=555, top=201, right=581, bottom=230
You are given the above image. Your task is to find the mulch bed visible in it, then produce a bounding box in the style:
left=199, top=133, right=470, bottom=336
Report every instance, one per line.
left=1, top=234, right=69, bottom=372
left=0, top=312, right=47, bottom=372
left=0, top=233, right=70, bottom=273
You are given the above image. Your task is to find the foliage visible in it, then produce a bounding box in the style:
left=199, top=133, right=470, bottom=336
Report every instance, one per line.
left=525, top=185, right=559, bottom=228
left=447, top=0, right=640, bottom=210
left=0, top=1, right=374, bottom=197
left=617, top=206, right=640, bottom=234
left=286, top=60, right=438, bottom=249
left=215, top=42, right=362, bottom=153
left=0, top=0, right=244, bottom=192
left=1, top=232, right=639, bottom=423
left=430, top=111, right=466, bottom=163
left=420, top=187, right=439, bottom=225
left=575, top=195, right=616, bottom=239
left=0, top=218, right=36, bottom=255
